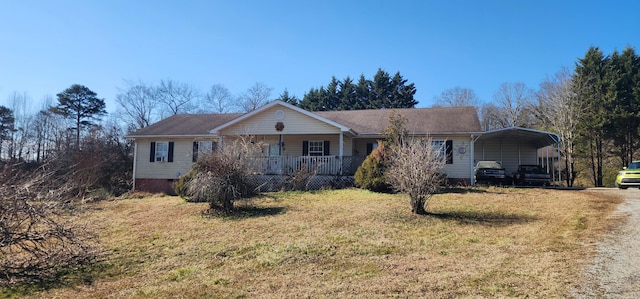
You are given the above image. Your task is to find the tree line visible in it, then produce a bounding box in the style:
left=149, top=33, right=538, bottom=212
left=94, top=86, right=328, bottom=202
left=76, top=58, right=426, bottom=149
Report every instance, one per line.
left=1, top=45, right=639, bottom=188
left=571, top=46, right=640, bottom=186
left=293, top=68, right=418, bottom=111
left=431, top=46, right=640, bottom=187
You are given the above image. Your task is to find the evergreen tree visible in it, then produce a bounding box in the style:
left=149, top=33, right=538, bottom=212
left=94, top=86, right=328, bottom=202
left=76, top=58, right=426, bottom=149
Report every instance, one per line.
left=338, top=76, right=357, bottom=110
left=355, top=74, right=372, bottom=110
left=354, top=141, right=391, bottom=192
left=605, top=47, right=640, bottom=167
left=52, top=84, right=107, bottom=149
left=370, top=69, right=392, bottom=109
left=276, top=88, right=299, bottom=105
left=573, top=47, right=609, bottom=186
left=325, top=76, right=341, bottom=111
left=299, top=69, right=417, bottom=111
left=390, top=71, right=418, bottom=108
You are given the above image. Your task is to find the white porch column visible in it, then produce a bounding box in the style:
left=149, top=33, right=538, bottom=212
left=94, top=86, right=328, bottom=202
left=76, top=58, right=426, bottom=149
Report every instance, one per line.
left=470, top=135, right=475, bottom=185
left=339, top=132, right=344, bottom=157
left=339, top=132, right=344, bottom=175
left=132, top=141, right=138, bottom=191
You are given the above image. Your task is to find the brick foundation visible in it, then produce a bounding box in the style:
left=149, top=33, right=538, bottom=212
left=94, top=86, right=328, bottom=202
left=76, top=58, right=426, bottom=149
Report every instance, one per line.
left=135, top=178, right=177, bottom=195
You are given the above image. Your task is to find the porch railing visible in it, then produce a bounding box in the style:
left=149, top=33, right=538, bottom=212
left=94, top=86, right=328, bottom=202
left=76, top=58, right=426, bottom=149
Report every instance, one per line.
left=249, top=156, right=365, bottom=176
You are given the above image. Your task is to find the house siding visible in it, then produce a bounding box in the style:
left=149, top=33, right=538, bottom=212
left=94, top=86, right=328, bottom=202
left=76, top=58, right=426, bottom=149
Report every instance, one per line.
left=135, top=138, right=200, bottom=179
left=352, top=138, right=382, bottom=156
left=220, top=106, right=341, bottom=135
left=442, top=136, right=473, bottom=180
left=283, top=135, right=352, bottom=156
left=352, top=136, right=473, bottom=181
left=222, top=134, right=353, bottom=157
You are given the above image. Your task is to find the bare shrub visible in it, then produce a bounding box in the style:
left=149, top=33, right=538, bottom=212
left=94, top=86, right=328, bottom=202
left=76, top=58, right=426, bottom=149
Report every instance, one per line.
left=287, top=163, right=318, bottom=191
left=181, top=136, right=262, bottom=214
left=0, top=162, right=98, bottom=286
left=386, top=136, right=446, bottom=215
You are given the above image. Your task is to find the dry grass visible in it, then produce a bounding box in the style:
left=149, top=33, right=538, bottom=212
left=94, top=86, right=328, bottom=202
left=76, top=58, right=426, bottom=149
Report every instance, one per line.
left=8, top=187, right=622, bottom=298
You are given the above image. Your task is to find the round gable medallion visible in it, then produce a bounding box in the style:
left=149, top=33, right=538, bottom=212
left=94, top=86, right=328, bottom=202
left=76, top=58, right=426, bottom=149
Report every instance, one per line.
left=275, top=110, right=285, bottom=120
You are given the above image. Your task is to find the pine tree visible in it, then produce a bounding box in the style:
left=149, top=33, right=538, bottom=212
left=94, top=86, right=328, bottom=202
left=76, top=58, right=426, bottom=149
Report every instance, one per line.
left=299, top=69, right=417, bottom=111
left=52, top=84, right=107, bottom=149
left=574, top=47, right=608, bottom=186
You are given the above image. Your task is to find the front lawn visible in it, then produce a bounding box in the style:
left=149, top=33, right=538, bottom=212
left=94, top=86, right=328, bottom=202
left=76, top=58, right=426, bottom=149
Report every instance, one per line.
left=7, top=187, right=621, bottom=298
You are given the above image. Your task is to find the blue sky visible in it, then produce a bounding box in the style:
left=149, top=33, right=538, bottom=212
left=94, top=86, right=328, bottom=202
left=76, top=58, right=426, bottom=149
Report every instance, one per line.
left=1, top=0, right=638, bottom=114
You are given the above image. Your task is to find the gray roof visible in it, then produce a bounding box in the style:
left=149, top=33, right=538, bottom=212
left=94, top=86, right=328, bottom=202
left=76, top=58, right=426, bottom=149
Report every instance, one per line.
left=477, top=127, right=560, bottom=148
left=127, top=113, right=242, bottom=137
left=316, top=106, right=481, bottom=135
left=127, top=105, right=481, bottom=137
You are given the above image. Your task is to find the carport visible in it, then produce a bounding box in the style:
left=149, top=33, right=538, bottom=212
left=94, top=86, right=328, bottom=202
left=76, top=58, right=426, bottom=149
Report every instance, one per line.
left=471, top=127, right=561, bottom=185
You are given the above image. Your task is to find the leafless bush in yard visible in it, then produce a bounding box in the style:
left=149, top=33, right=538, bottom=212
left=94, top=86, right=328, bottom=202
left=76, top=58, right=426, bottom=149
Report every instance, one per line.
left=182, top=136, right=263, bottom=214
left=385, top=136, right=446, bottom=215
left=0, top=162, right=98, bottom=286
left=286, top=163, right=318, bottom=191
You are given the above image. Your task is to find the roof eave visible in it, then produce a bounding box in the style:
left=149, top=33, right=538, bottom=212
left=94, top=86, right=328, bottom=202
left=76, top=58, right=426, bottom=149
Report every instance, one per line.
left=125, top=134, right=219, bottom=140
left=209, top=100, right=352, bottom=134
left=354, top=131, right=481, bottom=138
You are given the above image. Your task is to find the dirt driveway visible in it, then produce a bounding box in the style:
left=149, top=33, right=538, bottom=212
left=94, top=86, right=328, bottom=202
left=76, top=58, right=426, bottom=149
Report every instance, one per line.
left=572, top=188, right=640, bottom=298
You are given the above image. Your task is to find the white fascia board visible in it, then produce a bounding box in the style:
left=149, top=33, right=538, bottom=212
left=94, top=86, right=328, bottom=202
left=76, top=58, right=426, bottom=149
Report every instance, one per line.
left=208, top=100, right=352, bottom=134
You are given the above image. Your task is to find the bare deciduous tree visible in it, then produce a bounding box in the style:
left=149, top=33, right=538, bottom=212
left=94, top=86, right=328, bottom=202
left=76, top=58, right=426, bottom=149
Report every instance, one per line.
left=115, top=79, right=160, bottom=132
left=156, top=79, right=200, bottom=116
left=479, top=102, right=506, bottom=131
left=492, top=82, right=535, bottom=128
left=7, top=91, right=33, bottom=161
left=238, top=82, right=273, bottom=112
left=433, top=86, right=480, bottom=107
left=537, top=67, right=582, bottom=187
left=386, top=135, right=447, bottom=215
left=204, top=84, right=234, bottom=113
left=33, top=96, right=56, bottom=163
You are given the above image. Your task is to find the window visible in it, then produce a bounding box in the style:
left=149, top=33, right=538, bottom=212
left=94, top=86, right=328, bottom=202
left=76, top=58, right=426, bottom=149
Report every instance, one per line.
left=192, top=141, right=217, bottom=162
left=156, top=142, right=168, bottom=162
left=302, top=140, right=330, bottom=156
left=432, top=140, right=445, bottom=159
left=150, top=141, right=174, bottom=162
left=432, top=140, right=453, bottom=164
left=308, top=141, right=324, bottom=156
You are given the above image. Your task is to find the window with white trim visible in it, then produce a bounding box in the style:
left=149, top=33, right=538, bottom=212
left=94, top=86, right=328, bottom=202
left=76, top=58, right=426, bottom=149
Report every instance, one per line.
left=155, top=142, right=169, bottom=162
left=308, top=141, right=324, bottom=156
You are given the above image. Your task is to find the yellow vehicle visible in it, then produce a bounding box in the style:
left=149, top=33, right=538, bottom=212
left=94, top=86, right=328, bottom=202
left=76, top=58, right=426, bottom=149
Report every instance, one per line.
left=615, top=161, right=640, bottom=189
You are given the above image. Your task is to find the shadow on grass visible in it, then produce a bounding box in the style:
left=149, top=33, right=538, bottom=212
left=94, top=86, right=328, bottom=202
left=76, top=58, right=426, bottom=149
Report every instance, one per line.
left=0, top=262, right=111, bottom=298
left=211, top=206, right=287, bottom=220
left=440, top=187, right=490, bottom=194
left=427, top=210, right=538, bottom=226
left=438, top=185, right=513, bottom=194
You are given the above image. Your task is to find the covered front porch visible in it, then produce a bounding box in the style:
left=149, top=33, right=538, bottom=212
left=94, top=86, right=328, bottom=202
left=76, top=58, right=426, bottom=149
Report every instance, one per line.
left=250, top=155, right=364, bottom=176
